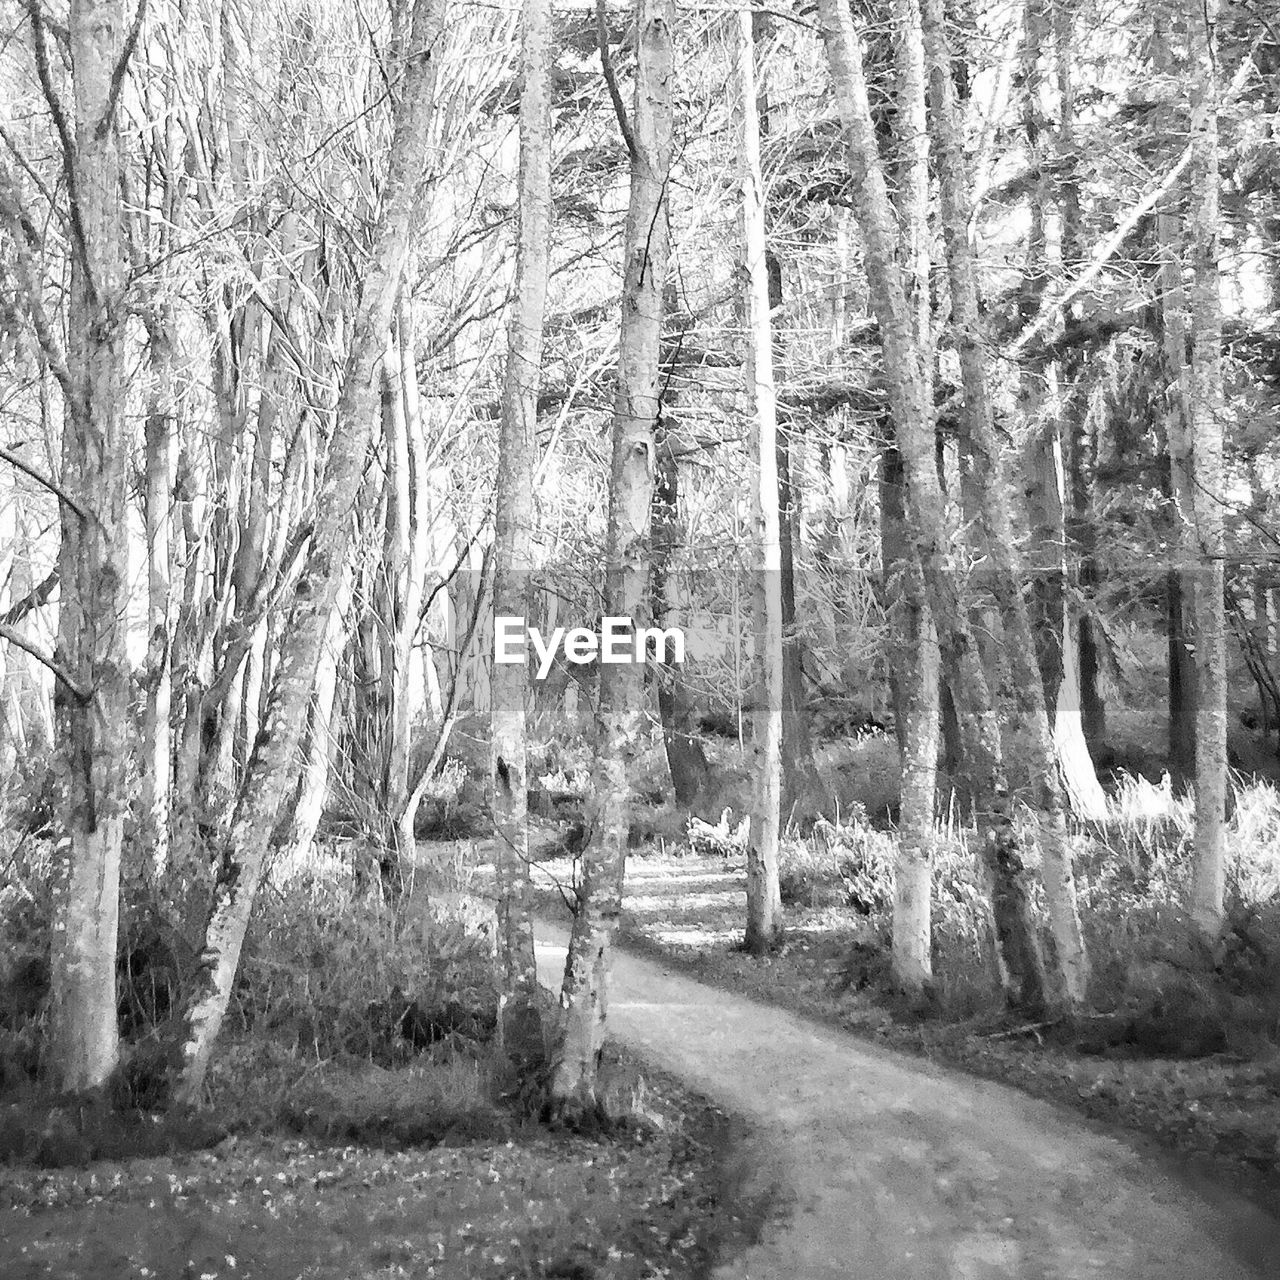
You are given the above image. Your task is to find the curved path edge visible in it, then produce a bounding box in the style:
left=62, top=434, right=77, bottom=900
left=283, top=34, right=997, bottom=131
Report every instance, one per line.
left=535, top=921, right=1280, bottom=1280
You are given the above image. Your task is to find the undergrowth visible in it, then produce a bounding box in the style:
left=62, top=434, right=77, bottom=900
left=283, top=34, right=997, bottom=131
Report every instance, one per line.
left=771, top=773, right=1280, bottom=1052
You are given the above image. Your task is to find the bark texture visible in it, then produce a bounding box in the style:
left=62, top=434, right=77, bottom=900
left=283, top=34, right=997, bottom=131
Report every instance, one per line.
left=1184, top=0, right=1228, bottom=941
left=739, top=4, right=784, bottom=956
left=884, top=0, right=938, bottom=995
left=47, top=0, right=132, bottom=1093
left=553, top=0, right=673, bottom=1110
left=492, top=0, right=552, bottom=1013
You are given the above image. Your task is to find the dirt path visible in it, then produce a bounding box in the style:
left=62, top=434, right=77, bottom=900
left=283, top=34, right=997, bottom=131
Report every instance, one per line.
left=535, top=923, right=1280, bottom=1280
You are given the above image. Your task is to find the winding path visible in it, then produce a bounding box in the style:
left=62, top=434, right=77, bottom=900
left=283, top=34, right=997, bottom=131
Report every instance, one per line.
left=535, top=924, right=1280, bottom=1280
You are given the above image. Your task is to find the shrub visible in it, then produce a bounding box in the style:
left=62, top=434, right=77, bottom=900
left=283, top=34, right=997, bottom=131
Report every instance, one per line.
left=778, top=813, right=894, bottom=913
left=234, top=874, right=498, bottom=1066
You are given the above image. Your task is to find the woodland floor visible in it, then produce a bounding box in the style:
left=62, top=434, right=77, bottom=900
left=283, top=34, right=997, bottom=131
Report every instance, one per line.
left=0, top=1109, right=742, bottom=1280
left=534, top=909, right=1280, bottom=1279
left=0, top=865, right=754, bottom=1280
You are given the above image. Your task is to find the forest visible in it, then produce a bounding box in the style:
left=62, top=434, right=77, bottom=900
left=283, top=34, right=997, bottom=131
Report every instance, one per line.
left=1, top=0, right=1280, bottom=1275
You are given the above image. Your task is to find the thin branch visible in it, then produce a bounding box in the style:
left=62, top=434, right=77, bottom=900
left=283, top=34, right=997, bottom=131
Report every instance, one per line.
left=1, top=569, right=58, bottom=626
left=0, top=623, right=90, bottom=703
left=0, top=122, right=59, bottom=216
left=96, top=0, right=148, bottom=141
left=0, top=162, right=75, bottom=397
left=400, top=549, right=494, bottom=825
left=1010, top=42, right=1259, bottom=359
left=20, top=0, right=91, bottom=291
left=1009, top=147, right=1194, bottom=358
left=0, top=445, right=88, bottom=521
left=597, top=0, right=638, bottom=161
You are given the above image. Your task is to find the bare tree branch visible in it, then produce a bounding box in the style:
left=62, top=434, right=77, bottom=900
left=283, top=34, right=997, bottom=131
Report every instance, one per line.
left=0, top=623, right=90, bottom=703
left=95, top=0, right=147, bottom=141
left=1, top=569, right=59, bottom=626
left=0, top=163, right=75, bottom=397
left=597, top=0, right=638, bottom=161
left=0, top=445, right=88, bottom=521
left=1010, top=40, right=1260, bottom=359
left=19, top=0, right=92, bottom=292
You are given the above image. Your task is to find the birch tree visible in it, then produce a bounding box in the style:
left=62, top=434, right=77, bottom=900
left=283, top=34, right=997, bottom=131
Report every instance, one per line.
left=175, top=0, right=447, bottom=1102
left=1183, top=0, right=1228, bottom=941
left=817, top=0, right=1050, bottom=1013
left=884, top=0, right=938, bottom=995
left=739, top=4, right=784, bottom=956
left=491, top=0, right=553, bottom=1023
left=42, top=0, right=135, bottom=1092
left=920, top=0, right=1089, bottom=1007
left=553, top=0, right=674, bottom=1111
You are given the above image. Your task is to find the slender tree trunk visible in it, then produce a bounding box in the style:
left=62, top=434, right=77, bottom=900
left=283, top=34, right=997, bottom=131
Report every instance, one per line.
left=377, top=321, right=414, bottom=895
left=284, top=576, right=350, bottom=865
left=651, top=291, right=711, bottom=809
left=881, top=450, right=940, bottom=993
left=48, top=0, right=132, bottom=1092
left=922, top=0, right=1089, bottom=1008
left=491, top=0, right=552, bottom=1024
left=553, top=0, right=673, bottom=1110
left=739, top=3, right=784, bottom=956
left=142, top=318, right=175, bottom=879
left=775, top=408, right=826, bottom=821
left=883, top=0, right=938, bottom=994
left=1152, top=23, right=1200, bottom=791
left=755, top=13, right=825, bottom=823
left=175, top=0, right=446, bottom=1102
left=818, top=0, right=1049, bottom=1013
left=1017, top=0, right=1105, bottom=823
left=1184, top=0, right=1228, bottom=941
left=1054, top=4, right=1107, bottom=758
left=651, top=423, right=711, bottom=809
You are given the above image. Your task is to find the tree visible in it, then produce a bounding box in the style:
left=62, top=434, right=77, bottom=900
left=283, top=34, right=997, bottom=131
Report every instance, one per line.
left=491, top=0, right=553, bottom=1028
left=1183, top=0, right=1228, bottom=941
left=739, top=3, right=784, bottom=956
left=884, top=0, right=939, bottom=996
left=176, top=0, right=447, bottom=1102
left=44, top=0, right=135, bottom=1092
left=817, top=0, right=1051, bottom=1013
left=921, top=0, right=1090, bottom=1007
left=553, top=0, right=674, bottom=1111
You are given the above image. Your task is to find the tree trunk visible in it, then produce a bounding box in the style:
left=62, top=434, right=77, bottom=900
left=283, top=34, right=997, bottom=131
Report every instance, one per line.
left=491, top=0, right=552, bottom=1023
left=652, top=427, right=711, bottom=809
left=818, top=0, right=1050, bottom=1013
left=739, top=3, right=784, bottom=956
left=283, top=577, right=350, bottom=866
left=883, top=0, right=937, bottom=995
left=922, top=0, right=1089, bottom=1008
left=175, top=0, right=446, bottom=1103
left=755, top=12, right=825, bottom=824
left=377, top=319, right=416, bottom=896
left=1053, top=3, right=1107, bottom=759
left=1018, top=0, right=1105, bottom=824
left=48, top=0, right=132, bottom=1092
left=881, top=449, right=940, bottom=994
left=553, top=0, right=673, bottom=1111
left=1184, top=0, right=1228, bottom=941
left=142, top=317, right=175, bottom=879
